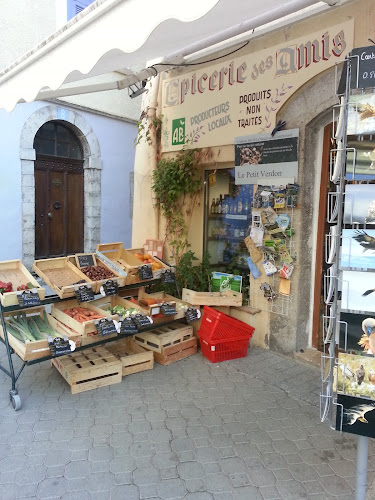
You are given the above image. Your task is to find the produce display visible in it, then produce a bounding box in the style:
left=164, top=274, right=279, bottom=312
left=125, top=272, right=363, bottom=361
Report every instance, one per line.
left=80, top=266, right=115, bottom=280
left=0, top=281, right=13, bottom=293
left=17, top=283, right=35, bottom=291
left=63, top=307, right=105, bottom=324
left=42, top=268, right=87, bottom=288
left=134, top=253, right=163, bottom=271
left=6, top=311, right=60, bottom=343
left=108, top=305, right=142, bottom=317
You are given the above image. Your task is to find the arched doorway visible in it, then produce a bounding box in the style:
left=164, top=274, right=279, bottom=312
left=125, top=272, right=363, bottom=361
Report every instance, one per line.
left=34, top=121, right=84, bottom=258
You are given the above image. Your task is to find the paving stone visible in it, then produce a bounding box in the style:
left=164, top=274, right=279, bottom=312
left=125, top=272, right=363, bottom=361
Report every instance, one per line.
left=88, top=445, right=114, bottom=462
left=138, top=483, right=159, bottom=498
left=178, top=461, right=205, bottom=480
left=259, top=485, right=280, bottom=499
left=171, top=437, right=195, bottom=452
left=37, top=477, right=68, bottom=498
left=303, top=479, right=325, bottom=495
left=67, top=478, right=87, bottom=492
left=205, top=473, right=233, bottom=493
left=220, top=457, right=247, bottom=475
left=110, top=432, right=133, bottom=448
left=130, top=442, right=155, bottom=457
left=276, top=479, right=308, bottom=499
left=16, top=483, right=38, bottom=498
left=320, top=475, right=353, bottom=496
left=148, top=429, right=172, bottom=443
left=230, top=473, right=251, bottom=488
left=185, top=493, right=213, bottom=500
left=44, top=449, right=71, bottom=467
left=153, top=451, right=179, bottom=468
left=61, top=492, right=90, bottom=500
left=133, top=466, right=160, bottom=485
left=128, top=421, right=152, bottom=434
left=65, top=460, right=92, bottom=479
left=109, top=456, right=136, bottom=473
left=157, top=478, right=186, bottom=498
left=288, top=462, right=318, bottom=482
left=110, top=484, right=140, bottom=500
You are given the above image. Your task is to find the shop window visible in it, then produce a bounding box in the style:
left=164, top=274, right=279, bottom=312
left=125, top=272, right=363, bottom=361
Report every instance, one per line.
left=67, top=0, right=95, bottom=21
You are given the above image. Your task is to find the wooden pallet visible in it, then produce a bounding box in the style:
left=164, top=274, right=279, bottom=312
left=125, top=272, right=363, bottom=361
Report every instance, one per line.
left=106, top=338, right=154, bottom=376
left=52, top=346, right=122, bottom=394
left=133, top=322, right=193, bottom=353
left=153, top=337, right=197, bottom=365
left=0, top=260, right=45, bottom=307
left=0, top=306, right=80, bottom=361
left=182, top=288, right=242, bottom=307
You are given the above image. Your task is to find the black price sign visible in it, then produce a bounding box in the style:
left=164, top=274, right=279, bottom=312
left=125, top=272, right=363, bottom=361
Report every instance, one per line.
left=138, top=264, right=153, bottom=280
left=160, top=302, right=177, bottom=316
left=17, top=291, right=41, bottom=308
left=161, top=270, right=176, bottom=284
left=351, top=46, right=375, bottom=89
left=133, top=313, right=152, bottom=329
left=48, top=337, right=73, bottom=357
left=95, top=318, right=118, bottom=337
left=102, top=279, right=118, bottom=296
left=185, top=307, right=200, bottom=323
left=75, top=284, right=95, bottom=303
left=120, top=317, right=138, bottom=335
left=76, top=254, right=95, bottom=268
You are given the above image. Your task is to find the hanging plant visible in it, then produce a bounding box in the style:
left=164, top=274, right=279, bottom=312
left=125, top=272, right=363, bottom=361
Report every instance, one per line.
left=152, top=147, right=213, bottom=262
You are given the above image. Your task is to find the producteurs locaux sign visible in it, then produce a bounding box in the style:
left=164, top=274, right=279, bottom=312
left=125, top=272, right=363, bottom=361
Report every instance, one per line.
left=161, top=20, right=354, bottom=151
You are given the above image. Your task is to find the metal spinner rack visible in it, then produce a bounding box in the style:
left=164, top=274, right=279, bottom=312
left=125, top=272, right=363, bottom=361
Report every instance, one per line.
left=248, top=206, right=296, bottom=316
left=320, top=54, right=375, bottom=500
left=0, top=278, right=176, bottom=411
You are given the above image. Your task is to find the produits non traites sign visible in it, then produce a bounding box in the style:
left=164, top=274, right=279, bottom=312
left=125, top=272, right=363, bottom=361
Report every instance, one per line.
left=161, top=20, right=353, bottom=151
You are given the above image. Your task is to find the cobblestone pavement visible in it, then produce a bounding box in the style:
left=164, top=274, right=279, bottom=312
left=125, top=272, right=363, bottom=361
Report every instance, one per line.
left=0, top=344, right=374, bottom=500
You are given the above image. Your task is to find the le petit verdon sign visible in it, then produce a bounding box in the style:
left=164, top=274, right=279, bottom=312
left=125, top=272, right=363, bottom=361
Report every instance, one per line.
left=161, top=20, right=354, bottom=151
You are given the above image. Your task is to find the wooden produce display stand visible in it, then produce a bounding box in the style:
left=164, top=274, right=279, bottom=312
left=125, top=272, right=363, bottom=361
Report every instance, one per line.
left=96, top=242, right=169, bottom=284
left=0, top=251, right=201, bottom=410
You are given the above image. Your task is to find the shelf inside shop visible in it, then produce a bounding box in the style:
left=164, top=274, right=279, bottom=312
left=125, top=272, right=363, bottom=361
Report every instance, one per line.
left=207, top=236, right=247, bottom=243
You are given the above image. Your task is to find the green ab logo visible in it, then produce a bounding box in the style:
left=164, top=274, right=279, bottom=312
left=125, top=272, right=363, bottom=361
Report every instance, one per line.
left=172, top=118, right=185, bottom=145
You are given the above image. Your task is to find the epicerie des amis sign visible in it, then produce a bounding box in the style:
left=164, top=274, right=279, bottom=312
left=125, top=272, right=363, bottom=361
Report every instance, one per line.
left=234, top=129, right=299, bottom=184
left=161, top=20, right=353, bottom=151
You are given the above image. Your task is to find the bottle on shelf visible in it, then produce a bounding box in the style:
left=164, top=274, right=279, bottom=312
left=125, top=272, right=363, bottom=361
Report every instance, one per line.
left=210, top=198, right=216, bottom=214
left=217, top=195, right=222, bottom=214
left=244, top=199, right=249, bottom=213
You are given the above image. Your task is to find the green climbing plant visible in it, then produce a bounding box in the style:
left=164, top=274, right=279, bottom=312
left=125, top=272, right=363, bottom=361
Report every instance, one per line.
left=134, top=114, right=162, bottom=147
left=152, top=147, right=212, bottom=262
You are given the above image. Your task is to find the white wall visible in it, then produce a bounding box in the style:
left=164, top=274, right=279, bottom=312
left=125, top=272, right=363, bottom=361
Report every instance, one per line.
left=0, top=101, right=136, bottom=261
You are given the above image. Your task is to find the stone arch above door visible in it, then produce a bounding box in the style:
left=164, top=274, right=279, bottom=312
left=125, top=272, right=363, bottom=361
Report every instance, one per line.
left=20, top=105, right=102, bottom=269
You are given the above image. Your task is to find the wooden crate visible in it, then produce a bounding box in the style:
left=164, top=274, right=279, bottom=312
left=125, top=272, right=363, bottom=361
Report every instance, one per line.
left=137, top=289, right=189, bottom=320
left=96, top=243, right=168, bottom=284
left=52, top=346, right=122, bottom=394
left=93, top=295, right=148, bottom=317
left=68, top=254, right=126, bottom=289
left=182, top=288, right=243, bottom=307
left=126, top=247, right=169, bottom=278
left=0, top=260, right=45, bottom=307
left=33, top=257, right=94, bottom=299
left=133, top=322, right=194, bottom=353
left=153, top=337, right=197, bottom=366
left=51, top=299, right=119, bottom=336
left=0, top=306, right=80, bottom=361
left=106, top=338, right=154, bottom=376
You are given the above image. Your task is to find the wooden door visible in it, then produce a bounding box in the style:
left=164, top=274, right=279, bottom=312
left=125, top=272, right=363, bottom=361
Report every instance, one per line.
left=312, top=123, right=333, bottom=350
left=35, top=156, right=84, bottom=258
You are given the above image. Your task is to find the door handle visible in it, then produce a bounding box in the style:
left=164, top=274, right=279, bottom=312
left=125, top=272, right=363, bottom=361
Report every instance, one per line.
left=48, top=212, right=53, bottom=219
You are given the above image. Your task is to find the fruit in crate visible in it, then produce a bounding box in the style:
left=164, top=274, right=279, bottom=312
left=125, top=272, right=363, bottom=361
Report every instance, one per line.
left=134, top=253, right=163, bottom=270
left=0, top=281, right=12, bottom=293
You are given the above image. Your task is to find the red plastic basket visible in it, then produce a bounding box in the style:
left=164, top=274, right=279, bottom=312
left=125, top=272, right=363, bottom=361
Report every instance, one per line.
left=200, top=337, right=249, bottom=363
left=198, top=306, right=255, bottom=342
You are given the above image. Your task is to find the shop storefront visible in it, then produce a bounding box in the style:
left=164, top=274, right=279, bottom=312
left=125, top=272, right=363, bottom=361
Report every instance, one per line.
left=132, top=0, right=375, bottom=354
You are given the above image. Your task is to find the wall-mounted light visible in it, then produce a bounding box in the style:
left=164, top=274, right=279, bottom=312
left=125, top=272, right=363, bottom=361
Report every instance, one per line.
left=129, top=80, right=148, bottom=99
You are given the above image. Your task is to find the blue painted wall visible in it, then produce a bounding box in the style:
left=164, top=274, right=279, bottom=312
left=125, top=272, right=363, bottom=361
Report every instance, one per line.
left=0, top=101, right=136, bottom=261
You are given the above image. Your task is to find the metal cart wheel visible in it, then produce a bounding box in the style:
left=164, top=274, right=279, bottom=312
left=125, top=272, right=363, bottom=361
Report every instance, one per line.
left=9, top=391, right=21, bottom=411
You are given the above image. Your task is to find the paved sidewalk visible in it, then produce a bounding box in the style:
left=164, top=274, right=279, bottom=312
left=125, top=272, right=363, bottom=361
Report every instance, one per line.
left=0, top=344, right=374, bottom=500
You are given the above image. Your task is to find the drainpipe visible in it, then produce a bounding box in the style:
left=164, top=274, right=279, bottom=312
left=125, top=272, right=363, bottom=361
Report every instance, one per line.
left=131, top=74, right=160, bottom=248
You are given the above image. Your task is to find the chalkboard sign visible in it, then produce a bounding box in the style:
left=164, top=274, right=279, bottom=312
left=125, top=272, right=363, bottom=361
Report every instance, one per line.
left=96, top=251, right=127, bottom=277
left=185, top=307, right=200, bottom=323
left=161, top=270, right=176, bottom=284
left=138, top=264, right=153, bottom=280
left=120, top=317, right=138, bottom=335
left=17, top=290, right=41, bottom=308
left=74, top=284, right=95, bottom=303
left=94, top=318, right=118, bottom=337
left=75, top=254, right=96, bottom=269
left=350, top=46, right=375, bottom=89
left=48, top=336, right=73, bottom=357
left=102, top=279, right=118, bottom=296
left=133, top=313, right=153, bottom=329
left=160, top=302, right=177, bottom=316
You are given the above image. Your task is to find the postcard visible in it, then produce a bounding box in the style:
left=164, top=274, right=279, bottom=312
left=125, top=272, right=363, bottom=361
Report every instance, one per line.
left=336, top=394, right=375, bottom=438
left=341, top=229, right=375, bottom=270
left=341, top=270, right=375, bottom=314
left=343, top=184, right=375, bottom=225
left=347, top=94, right=375, bottom=136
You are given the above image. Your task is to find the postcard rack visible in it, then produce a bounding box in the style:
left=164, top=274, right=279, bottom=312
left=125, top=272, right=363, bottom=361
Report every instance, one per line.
left=321, top=52, right=375, bottom=499
left=0, top=277, right=178, bottom=411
